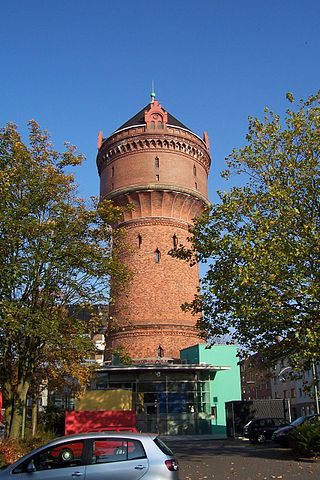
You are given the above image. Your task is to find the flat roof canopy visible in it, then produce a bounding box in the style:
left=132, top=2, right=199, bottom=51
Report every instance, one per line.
left=99, top=363, right=230, bottom=373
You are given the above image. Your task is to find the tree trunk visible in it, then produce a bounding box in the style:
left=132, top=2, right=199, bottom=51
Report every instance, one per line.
left=3, top=382, right=14, bottom=438
left=9, top=381, right=30, bottom=439
left=31, top=397, right=38, bottom=437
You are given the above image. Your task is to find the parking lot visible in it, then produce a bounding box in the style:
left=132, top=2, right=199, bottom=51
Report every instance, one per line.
left=166, top=437, right=320, bottom=480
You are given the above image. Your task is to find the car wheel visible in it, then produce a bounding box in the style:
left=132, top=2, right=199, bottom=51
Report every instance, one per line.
left=59, top=448, right=74, bottom=462
left=114, top=446, right=127, bottom=455
left=257, top=434, right=266, bottom=443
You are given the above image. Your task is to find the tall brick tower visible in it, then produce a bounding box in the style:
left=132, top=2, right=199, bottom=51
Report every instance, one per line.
left=97, top=96, right=211, bottom=362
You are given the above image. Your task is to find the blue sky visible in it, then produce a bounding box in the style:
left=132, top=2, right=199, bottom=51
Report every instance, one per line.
left=1, top=0, right=319, bottom=203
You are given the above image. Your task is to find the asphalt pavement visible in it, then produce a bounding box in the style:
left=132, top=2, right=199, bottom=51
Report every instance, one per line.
left=165, top=437, right=320, bottom=480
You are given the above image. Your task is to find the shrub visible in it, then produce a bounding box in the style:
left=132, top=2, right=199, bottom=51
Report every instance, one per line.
left=0, top=432, right=56, bottom=468
left=288, top=422, right=320, bottom=458
left=0, top=439, right=27, bottom=467
left=39, top=405, right=65, bottom=435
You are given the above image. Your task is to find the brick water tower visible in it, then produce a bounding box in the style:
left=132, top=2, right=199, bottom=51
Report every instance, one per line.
left=97, top=95, right=211, bottom=362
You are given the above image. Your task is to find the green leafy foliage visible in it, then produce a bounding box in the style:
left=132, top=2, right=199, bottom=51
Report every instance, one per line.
left=289, top=422, right=320, bottom=457
left=112, top=345, right=132, bottom=365
left=172, top=92, right=320, bottom=366
left=0, top=121, right=129, bottom=437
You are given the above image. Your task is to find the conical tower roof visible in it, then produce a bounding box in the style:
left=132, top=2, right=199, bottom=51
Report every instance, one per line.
left=114, top=102, right=191, bottom=133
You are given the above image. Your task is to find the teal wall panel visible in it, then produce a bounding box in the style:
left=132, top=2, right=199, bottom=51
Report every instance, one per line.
left=180, top=344, right=241, bottom=436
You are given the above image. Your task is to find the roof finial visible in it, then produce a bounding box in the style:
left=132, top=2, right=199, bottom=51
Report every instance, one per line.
left=151, top=80, right=156, bottom=103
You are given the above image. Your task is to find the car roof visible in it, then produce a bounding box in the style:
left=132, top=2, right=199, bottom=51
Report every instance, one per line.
left=294, top=414, right=320, bottom=421
left=251, top=417, right=286, bottom=420
left=48, top=432, right=157, bottom=445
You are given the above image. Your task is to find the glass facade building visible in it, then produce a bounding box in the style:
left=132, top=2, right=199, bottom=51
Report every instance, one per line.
left=94, top=364, right=227, bottom=435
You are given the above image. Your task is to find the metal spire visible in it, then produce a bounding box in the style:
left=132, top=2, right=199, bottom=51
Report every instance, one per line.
left=151, top=81, right=156, bottom=103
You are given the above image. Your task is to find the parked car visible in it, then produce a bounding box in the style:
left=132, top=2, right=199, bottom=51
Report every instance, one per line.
left=0, top=432, right=179, bottom=479
left=272, top=414, right=320, bottom=446
left=243, top=417, right=289, bottom=443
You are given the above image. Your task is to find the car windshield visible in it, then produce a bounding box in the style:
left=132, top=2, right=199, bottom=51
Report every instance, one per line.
left=290, top=416, right=306, bottom=426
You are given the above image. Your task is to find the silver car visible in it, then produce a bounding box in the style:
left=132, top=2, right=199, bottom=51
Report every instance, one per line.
left=0, top=432, right=179, bottom=479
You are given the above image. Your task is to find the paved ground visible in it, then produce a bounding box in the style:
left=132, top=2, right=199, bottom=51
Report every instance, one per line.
left=165, top=438, right=320, bottom=480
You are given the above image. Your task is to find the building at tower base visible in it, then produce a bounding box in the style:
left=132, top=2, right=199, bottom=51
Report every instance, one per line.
left=92, top=344, right=241, bottom=437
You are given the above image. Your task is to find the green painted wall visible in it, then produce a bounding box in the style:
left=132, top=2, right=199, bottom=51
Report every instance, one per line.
left=181, top=344, right=241, bottom=436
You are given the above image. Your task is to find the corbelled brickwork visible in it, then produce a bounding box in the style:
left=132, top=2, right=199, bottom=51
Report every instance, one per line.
left=97, top=99, right=211, bottom=361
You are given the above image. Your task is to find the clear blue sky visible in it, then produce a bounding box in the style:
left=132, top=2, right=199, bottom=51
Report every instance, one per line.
left=1, top=0, right=319, bottom=203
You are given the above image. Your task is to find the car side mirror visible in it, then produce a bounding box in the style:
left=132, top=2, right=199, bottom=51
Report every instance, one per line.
left=26, top=461, right=36, bottom=473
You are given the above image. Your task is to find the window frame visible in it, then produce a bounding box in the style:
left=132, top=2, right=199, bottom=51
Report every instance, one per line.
left=12, top=440, right=87, bottom=474
left=88, top=438, right=147, bottom=465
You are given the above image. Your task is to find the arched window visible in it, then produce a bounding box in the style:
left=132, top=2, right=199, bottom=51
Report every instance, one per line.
left=157, top=121, right=163, bottom=129
left=173, top=234, right=178, bottom=249
left=150, top=121, right=155, bottom=129
left=138, top=234, right=142, bottom=248
left=155, top=156, right=160, bottom=168
left=155, top=248, right=161, bottom=263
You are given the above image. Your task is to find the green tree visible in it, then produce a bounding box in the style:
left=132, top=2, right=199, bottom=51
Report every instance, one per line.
left=173, top=92, right=320, bottom=366
left=0, top=121, right=128, bottom=438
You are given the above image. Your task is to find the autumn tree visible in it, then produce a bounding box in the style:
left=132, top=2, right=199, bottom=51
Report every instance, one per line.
left=0, top=121, right=127, bottom=438
left=173, top=92, right=320, bottom=368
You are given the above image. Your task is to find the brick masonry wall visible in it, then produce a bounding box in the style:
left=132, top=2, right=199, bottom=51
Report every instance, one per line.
left=109, top=325, right=203, bottom=362
left=100, top=148, right=209, bottom=201
left=98, top=119, right=210, bottom=360
left=111, top=220, right=200, bottom=324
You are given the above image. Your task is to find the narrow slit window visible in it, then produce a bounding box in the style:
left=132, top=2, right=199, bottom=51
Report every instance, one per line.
left=195, top=182, right=197, bottom=190
left=138, top=234, right=142, bottom=248
left=155, top=248, right=161, bottom=263
left=193, top=164, right=197, bottom=176
left=173, top=234, right=178, bottom=249
left=155, top=156, right=160, bottom=168
left=156, top=174, right=160, bottom=182
left=111, top=182, right=114, bottom=190
left=111, top=166, right=114, bottom=177
left=157, top=345, right=164, bottom=358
